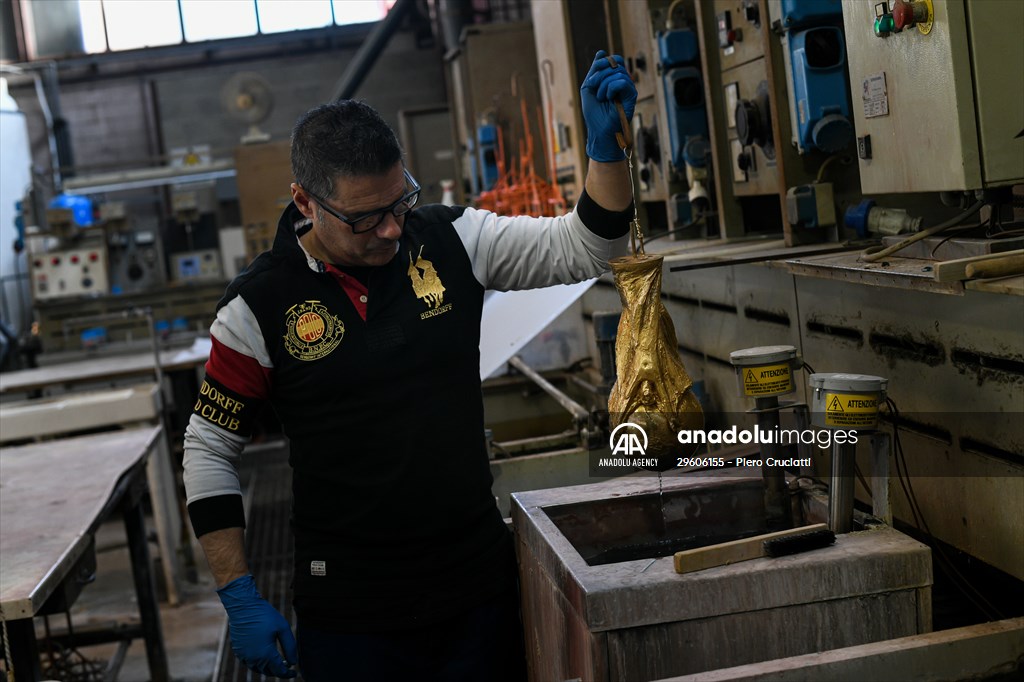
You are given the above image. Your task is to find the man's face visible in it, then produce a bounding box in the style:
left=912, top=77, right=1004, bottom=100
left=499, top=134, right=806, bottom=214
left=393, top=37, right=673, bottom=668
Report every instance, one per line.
left=295, top=162, right=408, bottom=267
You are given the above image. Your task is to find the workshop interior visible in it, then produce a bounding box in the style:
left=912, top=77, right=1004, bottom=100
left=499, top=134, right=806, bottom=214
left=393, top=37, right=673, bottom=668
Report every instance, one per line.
left=0, top=0, right=1022, bottom=680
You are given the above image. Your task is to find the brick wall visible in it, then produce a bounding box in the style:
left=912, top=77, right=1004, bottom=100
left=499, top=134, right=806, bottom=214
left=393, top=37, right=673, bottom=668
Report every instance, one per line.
left=10, top=28, right=445, bottom=187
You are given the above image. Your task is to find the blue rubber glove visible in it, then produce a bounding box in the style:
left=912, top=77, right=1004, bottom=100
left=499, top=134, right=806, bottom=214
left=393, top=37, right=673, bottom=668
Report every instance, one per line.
left=580, top=50, right=638, bottom=162
left=217, top=574, right=298, bottom=679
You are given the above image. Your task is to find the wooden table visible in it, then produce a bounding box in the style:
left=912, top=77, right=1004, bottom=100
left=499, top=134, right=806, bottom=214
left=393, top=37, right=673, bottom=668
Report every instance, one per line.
left=0, top=341, right=210, bottom=396
left=0, top=427, right=169, bottom=681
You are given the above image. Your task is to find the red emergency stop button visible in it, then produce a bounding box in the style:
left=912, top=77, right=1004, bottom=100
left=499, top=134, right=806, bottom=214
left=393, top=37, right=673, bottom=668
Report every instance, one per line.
left=89, top=252, right=99, bottom=262
left=51, top=257, right=61, bottom=266
left=71, top=255, right=80, bottom=264
left=893, top=0, right=929, bottom=29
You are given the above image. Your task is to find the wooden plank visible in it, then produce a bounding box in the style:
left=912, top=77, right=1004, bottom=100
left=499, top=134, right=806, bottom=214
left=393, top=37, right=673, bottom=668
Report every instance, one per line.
left=662, top=618, right=1023, bottom=682
left=673, top=523, right=828, bottom=574
left=607, top=590, right=922, bottom=680
left=964, top=274, right=1024, bottom=296
left=932, top=249, right=1024, bottom=282
left=0, top=427, right=161, bottom=619
left=965, top=253, right=1024, bottom=279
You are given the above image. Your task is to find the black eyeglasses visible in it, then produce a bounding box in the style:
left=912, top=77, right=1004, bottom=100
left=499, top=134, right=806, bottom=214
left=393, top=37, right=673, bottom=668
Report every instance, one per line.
left=304, top=169, right=421, bottom=234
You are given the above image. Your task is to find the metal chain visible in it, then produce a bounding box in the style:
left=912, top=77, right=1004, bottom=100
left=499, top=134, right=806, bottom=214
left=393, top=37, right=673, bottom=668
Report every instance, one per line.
left=625, top=147, right=645, bottom=257
left=0, top=604, right=15, bottom=682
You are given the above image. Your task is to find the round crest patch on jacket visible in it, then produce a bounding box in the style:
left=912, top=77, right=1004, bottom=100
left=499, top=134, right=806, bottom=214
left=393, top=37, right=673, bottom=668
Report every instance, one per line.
left=284, top=300, right=344, bottom=361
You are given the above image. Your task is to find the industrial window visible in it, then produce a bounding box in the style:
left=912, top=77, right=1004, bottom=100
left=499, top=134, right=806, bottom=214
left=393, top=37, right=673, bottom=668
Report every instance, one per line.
left=77, top=0, right=182, bottom=52
left=74, top=0, right=392, bottom=55
left=254, top=0, right=333, bottom=34
left=333, top=0, right=394, bottom=25
left=180, top=1, right=259, bottom=43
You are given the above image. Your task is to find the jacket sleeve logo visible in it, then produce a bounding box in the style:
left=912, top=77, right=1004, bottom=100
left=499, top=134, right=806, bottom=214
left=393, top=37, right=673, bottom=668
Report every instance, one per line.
left=192, top=376, right=259, bottom=436
left=408, top=246, right=451, bottom=319
left=284, top=300, right=344, bottom=361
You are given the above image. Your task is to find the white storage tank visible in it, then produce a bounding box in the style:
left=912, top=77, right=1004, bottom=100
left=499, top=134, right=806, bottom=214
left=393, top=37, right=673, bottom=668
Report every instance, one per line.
left=0, top=76, right=32, bottom=335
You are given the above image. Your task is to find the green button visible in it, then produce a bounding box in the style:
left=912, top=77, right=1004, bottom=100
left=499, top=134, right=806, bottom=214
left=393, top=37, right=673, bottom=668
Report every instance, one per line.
left=874, top=14, right=896, bottom=36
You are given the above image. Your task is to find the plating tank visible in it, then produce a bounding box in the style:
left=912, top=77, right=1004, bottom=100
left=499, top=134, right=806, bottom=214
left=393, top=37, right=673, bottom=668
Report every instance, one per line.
left=512, top=468, right=931, bottom=681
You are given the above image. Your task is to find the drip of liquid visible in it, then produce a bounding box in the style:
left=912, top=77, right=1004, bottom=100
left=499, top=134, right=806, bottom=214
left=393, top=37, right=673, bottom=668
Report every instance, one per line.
left=658, top=469, right=666, bottom=534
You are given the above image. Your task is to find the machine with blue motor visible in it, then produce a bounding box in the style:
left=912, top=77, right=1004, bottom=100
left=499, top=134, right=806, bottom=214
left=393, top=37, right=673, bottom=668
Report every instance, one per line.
left=657, top=26, right=712, bottom=230
left=777, top=0, right=853, bottom=155
left=476, top=122, right=499, bottom=193
left=26, top=194, right=112, bottom=302
left=775, top=0, right=855, bottom=239
left=464, top=123, right=500, bottom=199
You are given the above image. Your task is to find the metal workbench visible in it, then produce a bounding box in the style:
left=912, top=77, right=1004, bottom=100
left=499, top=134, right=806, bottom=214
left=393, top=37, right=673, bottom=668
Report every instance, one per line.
left=0, top=341, right=210, bottom=397
left=0, top=427, right=169, bottom=681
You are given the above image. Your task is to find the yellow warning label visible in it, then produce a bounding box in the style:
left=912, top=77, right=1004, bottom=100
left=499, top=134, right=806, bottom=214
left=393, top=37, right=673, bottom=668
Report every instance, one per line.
left=742, top=363, right=793, bottom=396
left=825, top=393, right=879, bottom=427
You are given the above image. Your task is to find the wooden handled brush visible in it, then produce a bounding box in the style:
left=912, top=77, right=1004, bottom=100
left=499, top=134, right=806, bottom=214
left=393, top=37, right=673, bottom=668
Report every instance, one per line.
left=763, top=528, right=836, bottom=557
left=674, top=523, right=833, bottom=574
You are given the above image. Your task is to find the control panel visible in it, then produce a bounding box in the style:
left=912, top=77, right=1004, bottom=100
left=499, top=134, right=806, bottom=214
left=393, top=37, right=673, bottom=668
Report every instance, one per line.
left=31, top=247, right=110, bottom=301
left=171, top=249, right=223, bottom=282
left=841, top=0, right=1023, bottom=192
left=108, top=229, right=166, bottom=294
left=716, top=0, right=764, bottom=69
left=617, top=0, right=672, bottom=207
left=711, top=0, right=780, bottom=198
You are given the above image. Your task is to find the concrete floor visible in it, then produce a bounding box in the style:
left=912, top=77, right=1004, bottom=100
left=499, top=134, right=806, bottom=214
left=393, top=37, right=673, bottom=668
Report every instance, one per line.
left=59, top=518, right=224, bottom=682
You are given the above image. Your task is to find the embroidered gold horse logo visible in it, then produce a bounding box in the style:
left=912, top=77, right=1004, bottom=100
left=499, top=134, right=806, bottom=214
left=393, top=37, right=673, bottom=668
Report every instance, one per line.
left=408, top=245, right=445, bottom=309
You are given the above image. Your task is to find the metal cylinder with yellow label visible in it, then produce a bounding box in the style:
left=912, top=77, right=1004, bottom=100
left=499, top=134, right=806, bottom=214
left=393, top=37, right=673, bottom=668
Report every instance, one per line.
left=729, top=345, right=801, bottom=399
left=809, top=373, right=888, bottom=430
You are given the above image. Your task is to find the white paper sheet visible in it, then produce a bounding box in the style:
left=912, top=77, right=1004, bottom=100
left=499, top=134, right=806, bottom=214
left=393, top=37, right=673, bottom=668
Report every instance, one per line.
left=479, top=279, right=597, bottom=379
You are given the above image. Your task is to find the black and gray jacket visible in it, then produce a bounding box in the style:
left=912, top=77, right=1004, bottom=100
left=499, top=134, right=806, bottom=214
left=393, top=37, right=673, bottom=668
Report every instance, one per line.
left=183, top=193, right=630, bottom=631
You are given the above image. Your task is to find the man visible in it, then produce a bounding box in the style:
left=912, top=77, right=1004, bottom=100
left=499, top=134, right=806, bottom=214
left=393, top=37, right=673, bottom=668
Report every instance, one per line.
left=183, top=51, right=636, bottom=680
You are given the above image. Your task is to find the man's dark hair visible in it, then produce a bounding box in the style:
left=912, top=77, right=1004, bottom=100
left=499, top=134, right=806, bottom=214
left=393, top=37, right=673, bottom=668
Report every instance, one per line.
left=291, top=100, right=403, bottom=199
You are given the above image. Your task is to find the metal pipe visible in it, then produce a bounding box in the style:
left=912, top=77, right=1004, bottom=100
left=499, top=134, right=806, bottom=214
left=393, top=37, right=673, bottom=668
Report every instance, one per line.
left=0, top=63, right=62, bottom=190
left=592, top=311, right=620, bottom=389
left=120, top=481, right=170, bottom=682
left=436, top=0, right=470, bottom=54
left=61, top=160, right=235, bottom=194
left=43, top=61, right=75, bottom=181
left=566, top=373, right=603, bottom=396
left=870, top=432, right=892, bottom=525
left=829, top=441, right=857, bottom=533
left=60, top=308, right=154, bottom=329
left=145, top=308, right=166, bottom=416
left=791, top=404, right=817, bottom=476
left=330, top=0, right=415, bottom=102
left=492, top=429, right=580, bottom=457
left=755, top=396, right=789, bottom=529
left=507, top=355, right=591, bottom=422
